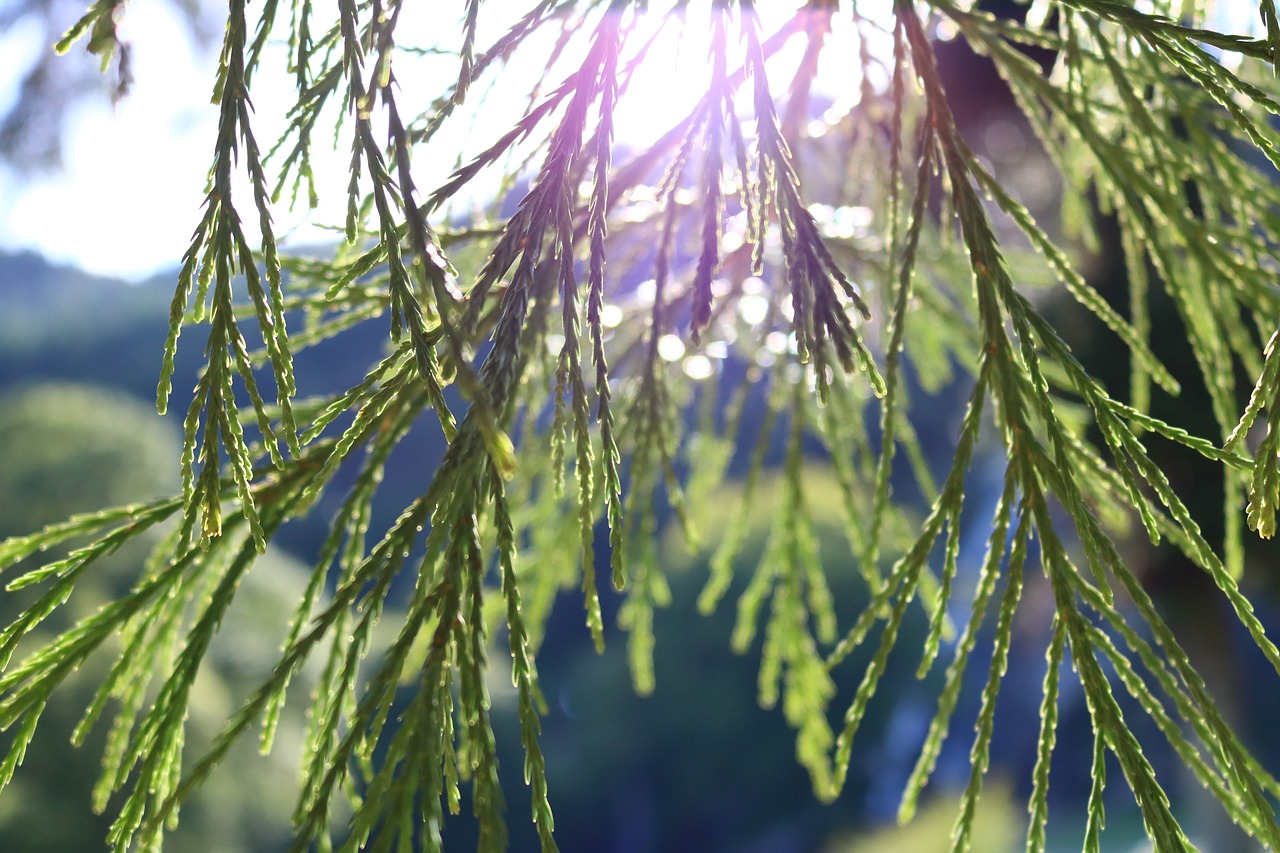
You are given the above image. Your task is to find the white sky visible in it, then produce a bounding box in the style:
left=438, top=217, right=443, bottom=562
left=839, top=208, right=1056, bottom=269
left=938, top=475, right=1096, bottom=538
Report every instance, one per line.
left=0, top=2, right=215, bottom=279
left=0, top=2, right=859, bottom=281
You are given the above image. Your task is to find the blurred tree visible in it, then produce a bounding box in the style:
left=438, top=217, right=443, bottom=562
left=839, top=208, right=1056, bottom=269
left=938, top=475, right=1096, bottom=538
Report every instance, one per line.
left=824, top=780, right=1022, bottom=853
left=5, top=3, right=1280, bottom=852
left=0, top=383, right=180, bottom=543
left=0, top=384, right=312, bottom=852
left=492, top=467, right=933, bottom=852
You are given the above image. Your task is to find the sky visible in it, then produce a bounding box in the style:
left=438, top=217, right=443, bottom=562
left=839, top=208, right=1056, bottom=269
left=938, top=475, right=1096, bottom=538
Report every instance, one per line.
left=0, top=0, right=214, bottom=279
left=0, top=1, right=867, bottom=282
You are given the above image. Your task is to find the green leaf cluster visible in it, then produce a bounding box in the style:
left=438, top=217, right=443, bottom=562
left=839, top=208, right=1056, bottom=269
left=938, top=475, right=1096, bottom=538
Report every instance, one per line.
left=15, top=0, right=1280, bottom=850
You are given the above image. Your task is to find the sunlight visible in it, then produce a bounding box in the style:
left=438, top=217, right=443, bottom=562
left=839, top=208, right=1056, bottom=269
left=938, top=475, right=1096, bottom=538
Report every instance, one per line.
left=610, top=9, right=728, bottom=145
left=606, top=4, right=886, bottom=146
left=0, top=1, right=892, bottom=278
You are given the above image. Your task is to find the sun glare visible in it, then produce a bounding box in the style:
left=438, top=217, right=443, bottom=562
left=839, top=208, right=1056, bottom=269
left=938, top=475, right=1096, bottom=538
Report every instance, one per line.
left=604, top=4, right=884, bottom=146
left=0, top=1, right=891, bottom=278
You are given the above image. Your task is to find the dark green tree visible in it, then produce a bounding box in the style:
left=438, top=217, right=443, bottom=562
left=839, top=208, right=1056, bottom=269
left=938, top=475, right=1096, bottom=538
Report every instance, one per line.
left=7, top=1, right=1280, bottom=850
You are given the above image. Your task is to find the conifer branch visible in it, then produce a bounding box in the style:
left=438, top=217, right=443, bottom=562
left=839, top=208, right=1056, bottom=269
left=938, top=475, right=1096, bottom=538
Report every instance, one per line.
left=24, top=0, right=1280, bottom=849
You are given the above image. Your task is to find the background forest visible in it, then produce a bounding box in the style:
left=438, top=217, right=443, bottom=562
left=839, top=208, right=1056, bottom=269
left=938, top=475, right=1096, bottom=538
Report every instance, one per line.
left=0, top=251, right=1032, bottom=852
left=3, top=191, right=1280, bottom=851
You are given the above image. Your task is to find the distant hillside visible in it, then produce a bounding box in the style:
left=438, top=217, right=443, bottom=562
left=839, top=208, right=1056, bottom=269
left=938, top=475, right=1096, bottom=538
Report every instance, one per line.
left=0, top=250, right=174, bottom=395
left=0, top=249, right=393, bottom=401
left=0, top=249, right=430, bottom=561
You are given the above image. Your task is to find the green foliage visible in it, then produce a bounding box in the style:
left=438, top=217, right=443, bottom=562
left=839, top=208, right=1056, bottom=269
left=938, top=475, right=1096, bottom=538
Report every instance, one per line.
left=825, top=779, right=1023, bottom=853
left=0, top=384, right=314, bottom=853
left=0, top=384, right=180, bottom=544
left=15, top=0, right=1280, bottom=850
